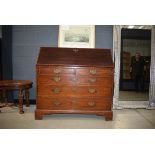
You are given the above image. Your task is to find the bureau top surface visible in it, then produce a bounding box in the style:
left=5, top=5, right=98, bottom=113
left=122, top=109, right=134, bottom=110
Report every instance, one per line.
left=37, top=47, right=113, bottom=67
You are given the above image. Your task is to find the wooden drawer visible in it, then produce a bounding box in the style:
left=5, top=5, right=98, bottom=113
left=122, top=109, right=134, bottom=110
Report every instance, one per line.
left=76, top=76, right=113, bottom=86
left=37, top=75, right=113, bottom=86
left=37, top=97, right=72, bottom=110
left=37, top=97, right=112, bottom=110
left=76, top=67, right=113, bottom=76
left=38, top=66, right=75, bottom=75
left=37, top=75, right=76, bottom=85
left=37, top=85, right=113, bottom=97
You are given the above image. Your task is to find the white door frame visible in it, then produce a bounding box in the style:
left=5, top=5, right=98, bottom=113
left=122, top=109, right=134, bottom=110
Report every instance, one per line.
left=113, top=25, right=155, bottom=109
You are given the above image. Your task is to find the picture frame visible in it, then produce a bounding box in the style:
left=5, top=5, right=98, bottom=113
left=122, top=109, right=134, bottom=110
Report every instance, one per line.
left=58, top=25, right=95, bottom=48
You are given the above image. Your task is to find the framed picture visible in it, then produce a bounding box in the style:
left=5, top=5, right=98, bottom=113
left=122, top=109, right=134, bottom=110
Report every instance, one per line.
left=58, top=25, right=95, bottom=48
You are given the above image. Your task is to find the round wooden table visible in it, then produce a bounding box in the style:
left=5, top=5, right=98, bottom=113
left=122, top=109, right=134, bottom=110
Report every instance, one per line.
left=0, top=80, right=33, bottom=114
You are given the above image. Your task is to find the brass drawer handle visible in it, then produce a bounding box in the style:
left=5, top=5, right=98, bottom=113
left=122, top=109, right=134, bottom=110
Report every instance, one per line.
left=89, top=69, right=97, bottom=75
left=52, top=88, right=60, bottom=93
left=53, top=101, right=60, bottom=106
left=88, top=88, right=96, bottom=94
left=53, top=68, right=61, bottom=74
left=88, top=102, right=96, bottom=107
left=53, top=77, right=61, bottom=82
left=89, top=78, right=96, bottom=83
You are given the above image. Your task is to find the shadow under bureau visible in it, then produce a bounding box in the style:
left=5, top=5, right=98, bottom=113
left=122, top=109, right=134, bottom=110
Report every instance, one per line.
left=35, top=47, right=114, bottom=120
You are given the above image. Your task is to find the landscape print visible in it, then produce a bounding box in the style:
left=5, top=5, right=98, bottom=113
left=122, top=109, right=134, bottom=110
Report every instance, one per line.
left=64, top=26, right=90, bottom=43
left=59, top=25, right=95, bottom=48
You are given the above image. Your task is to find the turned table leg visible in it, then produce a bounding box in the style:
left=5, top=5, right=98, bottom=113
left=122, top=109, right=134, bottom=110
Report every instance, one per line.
left=0, top=90, right=2, bottom=103
left=0, top=90, right=1, bottom=112
left=18, top=89, right=24, bottom=114
left=25, top=89, right=30, bottom=107
left=2, top=89, right=7, bottom=104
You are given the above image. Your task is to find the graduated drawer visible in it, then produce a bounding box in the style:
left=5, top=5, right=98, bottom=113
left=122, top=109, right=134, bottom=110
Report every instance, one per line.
left=38, top=66, right=74, bottom=75
left=37, top=85, right=113, bottom=97
left=37, top=75, right=112, bottom=86
left=37, top=75, right=76, bottom=85
left=37, top=97, right=112, bottom=110
left=76, top=67, right=113, bottom=76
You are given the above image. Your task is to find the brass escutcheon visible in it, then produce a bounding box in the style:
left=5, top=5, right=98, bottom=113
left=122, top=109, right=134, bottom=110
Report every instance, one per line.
left=89, top=69, right=97, bottom=75
left=53, top=101, right=60, bottom=106
left=53, top=76, right=61, bottom=82
left=53, top=68, right=61, bottom=74
left=73, top=49, right=78, bottom=53
left=88, top=101, right=96, bottom=107
left=72, top=77, right=77, bottom=82
left=52, top=88, right=60, bottom=93
left=88, top=88, right=96, bottom=94
left=89, top=78, right=96, bottom=83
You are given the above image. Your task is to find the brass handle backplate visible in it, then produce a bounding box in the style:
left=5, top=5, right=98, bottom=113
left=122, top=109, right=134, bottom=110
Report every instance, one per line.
left=88, top=88, right=96, bottom=94
left=53, top=77, right=61, bottom=82
left=52, top=88, right=60, bottom=93
left=90, top=69, right=97, bottom=75
left=89, top=78, right=96, bottom=83
left=53, top=68, right=61, bottom=74
left=53, top=101, right=60, bottom=106
left=88, top=102, right=96, bottom=107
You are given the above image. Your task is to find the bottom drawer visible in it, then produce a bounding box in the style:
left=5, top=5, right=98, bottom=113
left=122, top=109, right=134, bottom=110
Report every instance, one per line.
left=37, top=97, right=112, bottom=110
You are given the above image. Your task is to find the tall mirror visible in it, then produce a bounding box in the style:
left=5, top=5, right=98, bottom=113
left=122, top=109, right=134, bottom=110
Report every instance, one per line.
left=119, top=26, right=151, bottom=102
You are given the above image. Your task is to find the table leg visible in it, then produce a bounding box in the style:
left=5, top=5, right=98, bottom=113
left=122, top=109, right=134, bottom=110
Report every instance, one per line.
left=18, top=89, right=24, bottom=114
left=0, top=90, right=2, bottom=103
left=0, top=90, right=3, bottom=112
left=2, top=89, right=7, bottom=104
left=25, top=89, right=30, bottom=107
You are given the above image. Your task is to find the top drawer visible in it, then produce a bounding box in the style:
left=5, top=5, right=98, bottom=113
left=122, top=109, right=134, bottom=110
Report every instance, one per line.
left=37, top=66, right=113, bottom=77
left=38, top=66, right=75, bottom=75
left=76, top=67, right=113, bottom=76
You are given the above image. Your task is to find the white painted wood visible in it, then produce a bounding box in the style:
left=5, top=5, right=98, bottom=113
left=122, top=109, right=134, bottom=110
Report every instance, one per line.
left=149, top=25, right=155, bottom=108
left=113, top=25, right=122, bottom=109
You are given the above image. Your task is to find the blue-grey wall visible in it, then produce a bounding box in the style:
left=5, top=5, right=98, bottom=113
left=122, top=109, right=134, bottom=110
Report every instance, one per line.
left=12, top=25, right=113, bottom=99
left=95, top=25, right=113, bottom=48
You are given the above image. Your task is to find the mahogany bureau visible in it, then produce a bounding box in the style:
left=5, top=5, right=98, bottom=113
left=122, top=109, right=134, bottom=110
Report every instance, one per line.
left=35, top=47, right=114, bottom=120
